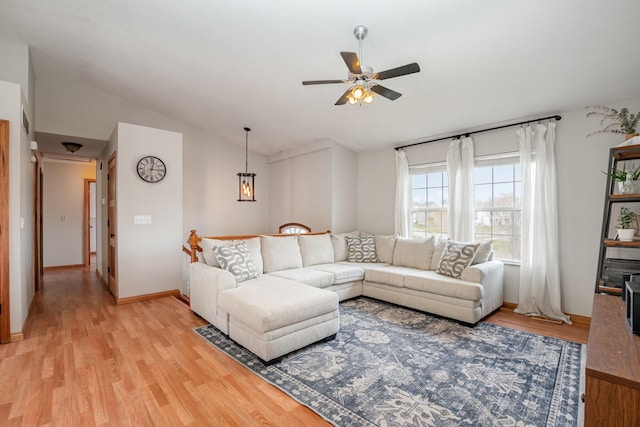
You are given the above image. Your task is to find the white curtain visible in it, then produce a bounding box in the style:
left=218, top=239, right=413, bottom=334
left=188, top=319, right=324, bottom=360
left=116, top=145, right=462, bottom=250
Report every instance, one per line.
left=447, top=136, right=475, bottom=241
left=515, top=123, right=570, bottom=323
left=394, top=149, right=410, bottom=237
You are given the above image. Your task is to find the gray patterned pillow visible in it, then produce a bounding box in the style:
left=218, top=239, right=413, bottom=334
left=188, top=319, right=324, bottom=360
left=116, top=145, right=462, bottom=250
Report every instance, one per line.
left=345, top=235, right=378, bottom=263
left=436, top=241, right=480, bottom=278
left=213, top=241, right=258, bottom=282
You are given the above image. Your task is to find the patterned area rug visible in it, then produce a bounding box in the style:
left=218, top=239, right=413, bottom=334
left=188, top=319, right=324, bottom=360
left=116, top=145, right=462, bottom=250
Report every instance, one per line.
left=194, top=298, right=585, bottom=426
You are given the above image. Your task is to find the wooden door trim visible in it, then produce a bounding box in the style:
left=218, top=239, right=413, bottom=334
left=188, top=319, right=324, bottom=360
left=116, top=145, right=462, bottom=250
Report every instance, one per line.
left=0, top=120, right=10, bottom=343
left=107, top=152, right=117, bottom=299
left=83, top=178, right=96, bottom=267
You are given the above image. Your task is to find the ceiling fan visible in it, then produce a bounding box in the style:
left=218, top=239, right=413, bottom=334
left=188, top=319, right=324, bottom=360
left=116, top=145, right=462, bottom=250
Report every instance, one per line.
left=302, top=25, right=420, bottom=106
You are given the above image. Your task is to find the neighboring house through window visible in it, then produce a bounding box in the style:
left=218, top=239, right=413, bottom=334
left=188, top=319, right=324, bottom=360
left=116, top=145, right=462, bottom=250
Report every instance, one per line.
left=410, top=153, right=521, bottom=262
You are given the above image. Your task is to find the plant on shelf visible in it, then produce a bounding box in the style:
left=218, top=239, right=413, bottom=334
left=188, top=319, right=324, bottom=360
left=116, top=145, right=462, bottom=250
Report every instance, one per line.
left=616, top=206, right=637, bottom=242
left=609, top=164, right=640, bottom=182
left=586, top=105, right=640, bottom=139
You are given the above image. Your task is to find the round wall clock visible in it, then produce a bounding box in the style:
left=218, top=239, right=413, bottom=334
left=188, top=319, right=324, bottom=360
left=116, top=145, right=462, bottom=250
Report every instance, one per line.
left=137, top=155, right=166, bottom=183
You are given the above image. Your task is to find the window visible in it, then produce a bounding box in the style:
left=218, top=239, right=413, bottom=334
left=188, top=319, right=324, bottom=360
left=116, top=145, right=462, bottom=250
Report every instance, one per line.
left=410, top=163, right=448, bottom=239
left=409, top=153, right=522, bottom=262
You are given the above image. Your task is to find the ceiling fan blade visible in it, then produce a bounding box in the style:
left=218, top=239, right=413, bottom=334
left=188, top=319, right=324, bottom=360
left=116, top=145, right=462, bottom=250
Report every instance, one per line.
left=335, top=88, right=352, bottom=105
left=373, top=63, right=420, bottom=80
left=340, top=51, right=362, bottom=75
left=370, top=85, right=402, bottom=100
left=302, top=79, right=344, bottom=85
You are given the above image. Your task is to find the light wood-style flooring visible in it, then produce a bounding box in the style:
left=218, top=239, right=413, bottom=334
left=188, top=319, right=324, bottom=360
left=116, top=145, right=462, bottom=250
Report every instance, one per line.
left=0, top=265, right=589, bottom=426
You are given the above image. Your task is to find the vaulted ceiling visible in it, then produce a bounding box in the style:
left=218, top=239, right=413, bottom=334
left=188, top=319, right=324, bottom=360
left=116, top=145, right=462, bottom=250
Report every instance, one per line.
left=1, top=1, right=639, bottom=156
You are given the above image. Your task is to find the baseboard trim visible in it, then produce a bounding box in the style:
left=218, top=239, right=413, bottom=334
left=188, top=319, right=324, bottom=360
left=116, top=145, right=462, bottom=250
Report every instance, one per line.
left=116, top=289, right=181, bottom=305
left=500, top=302, right=591, bottom=327
left=44, top=264, right=84, bottom=271
left=10, top=332, right=24, bottom=342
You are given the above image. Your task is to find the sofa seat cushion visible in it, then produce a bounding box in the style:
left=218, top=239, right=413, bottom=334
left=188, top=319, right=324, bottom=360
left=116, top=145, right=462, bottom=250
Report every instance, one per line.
left=269, top=268, right=334, bottom=288
left=364, top=266, right=422, bottom=288
left=218, top=281, right=338, bottom=333
left=308, top=263, right=365, bottom=284
left=403, top=270, right=483, bottom=301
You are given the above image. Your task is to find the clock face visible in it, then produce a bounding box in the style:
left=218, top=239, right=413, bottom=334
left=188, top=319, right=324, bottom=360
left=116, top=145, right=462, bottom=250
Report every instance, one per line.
left=137, top=156, right=166, bottom=183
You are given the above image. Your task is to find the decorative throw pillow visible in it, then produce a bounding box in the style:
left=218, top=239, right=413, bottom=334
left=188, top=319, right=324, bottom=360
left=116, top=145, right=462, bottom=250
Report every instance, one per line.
left=200, top=238, right=234, bottom=266
left=330, top=231, right=360, bottom=262
left=213, top=241, right=258, bottom=283
left=345, top=235, right=378, bottom=263
left=436, top=241, right=480, bottom=278
left=472, top=240, right=493, bottom=265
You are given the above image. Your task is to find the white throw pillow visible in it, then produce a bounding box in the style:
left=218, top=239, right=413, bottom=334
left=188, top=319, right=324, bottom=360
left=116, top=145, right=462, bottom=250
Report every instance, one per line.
left=200, top=238, right=233, bottom=266
left=345, top=235, right=378, bottom=263
left=436, top=241, right=480, bottom=278
left=213, top=241, right=258, bottom=283
left=298, top=234, right=335, bottom=266
left=392, top=236, right=435, bottom=270
left=472, top=240, right=493, bottom=265
left=375, top=235, right=398, bottom=264
left=431, top=238, right=449, bottom=270
left=242, top=237, right=263, bottom=274
left=260, top=235, right=303, bottom=273
left=330, top=231, right=360, bottom=262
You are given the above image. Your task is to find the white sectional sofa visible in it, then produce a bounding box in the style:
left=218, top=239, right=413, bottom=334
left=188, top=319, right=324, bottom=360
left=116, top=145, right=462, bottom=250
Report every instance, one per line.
left=188, top=230, right=504, bottom=362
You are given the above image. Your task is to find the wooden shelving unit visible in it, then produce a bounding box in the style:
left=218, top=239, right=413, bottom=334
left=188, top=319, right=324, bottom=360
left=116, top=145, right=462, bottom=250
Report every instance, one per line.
left=595, top=144, right=640, bottom=295
left=585, top=295, right=640, bottom=426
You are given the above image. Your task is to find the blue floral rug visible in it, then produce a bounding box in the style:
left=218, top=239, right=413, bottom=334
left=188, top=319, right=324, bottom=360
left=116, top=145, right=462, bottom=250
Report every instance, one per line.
left=194, top=297, right=585, bottom=426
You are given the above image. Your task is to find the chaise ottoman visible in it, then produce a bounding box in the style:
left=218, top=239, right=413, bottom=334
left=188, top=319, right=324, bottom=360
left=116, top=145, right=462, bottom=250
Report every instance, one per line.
left=217, top=277, right=340, bottom=363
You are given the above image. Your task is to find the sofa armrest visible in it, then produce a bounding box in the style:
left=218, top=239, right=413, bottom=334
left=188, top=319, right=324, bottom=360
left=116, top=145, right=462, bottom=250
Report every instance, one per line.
left=189, top=262, right=236, bottom=334
left=461, top=260, right=504, bottom=317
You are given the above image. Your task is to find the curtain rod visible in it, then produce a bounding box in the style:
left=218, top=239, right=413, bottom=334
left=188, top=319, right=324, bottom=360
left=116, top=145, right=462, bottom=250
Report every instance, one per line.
left=394, top=114, right=562, bottom=151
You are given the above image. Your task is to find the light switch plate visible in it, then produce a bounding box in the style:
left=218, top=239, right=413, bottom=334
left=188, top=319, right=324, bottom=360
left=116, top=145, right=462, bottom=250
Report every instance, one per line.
left=134, top=215, right=152, bottom=225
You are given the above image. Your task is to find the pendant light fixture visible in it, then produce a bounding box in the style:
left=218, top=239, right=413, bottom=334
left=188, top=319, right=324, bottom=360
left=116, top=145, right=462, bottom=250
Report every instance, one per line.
left=237, top=127, right=256, bottom=202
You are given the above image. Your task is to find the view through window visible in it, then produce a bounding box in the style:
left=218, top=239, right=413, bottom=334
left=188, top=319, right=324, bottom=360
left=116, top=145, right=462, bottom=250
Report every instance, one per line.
left=410, top=154, right=522, bottom=261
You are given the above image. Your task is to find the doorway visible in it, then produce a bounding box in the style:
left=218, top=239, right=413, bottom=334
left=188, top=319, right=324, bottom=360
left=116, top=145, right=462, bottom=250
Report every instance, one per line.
left=84, top=179, right=96, bottom=267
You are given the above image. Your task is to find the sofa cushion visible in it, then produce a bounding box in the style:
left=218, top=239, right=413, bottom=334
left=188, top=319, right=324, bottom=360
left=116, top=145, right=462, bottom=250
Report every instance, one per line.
left=436, top=241, right=480, bottom=278
left=345, top=235, right=378, bottom=263
left=472, top=240, right=493, bottom=265
left=200, top=238, right=233, bottom=266
left=403, top=270, right=483, bottom=301
left=375, top=235, right=398, bottom=264
left=392, top=236, right=435, bottom=270
left=219, top=280, right=338, bottom=333
left=431, top=238, right=449, bottom=270
left=298, top=234, right=335, bottom=266
left=269, top=268, right=334, bottom=289
left=364, top=265, right=420, bottom=288
left=308, top=263, right=365, bottom=284
left=213, top=241, right=259, bottom=283
left=260, top=235, right=303, bottom=273
left=331, top=231, right=360, bottom=262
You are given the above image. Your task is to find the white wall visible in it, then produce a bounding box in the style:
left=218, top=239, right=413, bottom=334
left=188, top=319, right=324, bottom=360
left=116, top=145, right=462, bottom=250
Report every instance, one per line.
left=0, top=42, right=35, bottom=335
left=357, top=98, right=640, bottom=317
left=267, top=139, right=358, bottom=233
left=42, top=160, right=96, bottom=267
left=105, top=122, right=183, bottom=299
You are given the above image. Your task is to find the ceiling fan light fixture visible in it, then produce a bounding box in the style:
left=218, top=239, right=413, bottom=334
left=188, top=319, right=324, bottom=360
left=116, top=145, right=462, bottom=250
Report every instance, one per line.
left=364, top=91, right=375, bottom=104
left=351, top=86, right=365, bottom=99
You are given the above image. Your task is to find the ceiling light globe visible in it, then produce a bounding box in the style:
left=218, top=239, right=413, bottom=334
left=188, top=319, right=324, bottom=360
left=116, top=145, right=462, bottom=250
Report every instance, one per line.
left=348, top=97, right=358, bottom=105
left=364, top=93, right=374, bottom=104
left=352, top=87, right=364, bottom=99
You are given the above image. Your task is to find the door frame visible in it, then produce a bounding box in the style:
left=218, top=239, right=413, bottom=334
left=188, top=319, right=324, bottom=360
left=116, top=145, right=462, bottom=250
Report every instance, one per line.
left=0, top=120, right=10, bottom=343
left=83, top=178, right=96, bottom=267
left=107, top=153, right=117, bottom=299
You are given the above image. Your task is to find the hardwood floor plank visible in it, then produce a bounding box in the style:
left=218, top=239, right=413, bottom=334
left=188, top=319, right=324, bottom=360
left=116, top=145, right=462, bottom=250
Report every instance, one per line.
left=0, top=265, right=590, bottom=426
